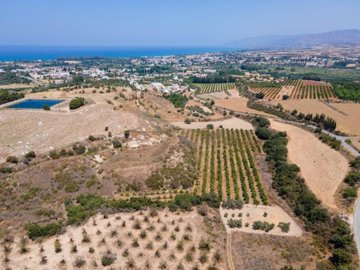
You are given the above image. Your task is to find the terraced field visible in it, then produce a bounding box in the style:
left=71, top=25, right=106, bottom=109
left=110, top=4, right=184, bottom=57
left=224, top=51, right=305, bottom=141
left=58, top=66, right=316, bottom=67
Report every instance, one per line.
left=183, top=128, right=267, bottom=205
left=249, top=80, right=337, bottom=100
left=194, top=83, right=236, bottom=94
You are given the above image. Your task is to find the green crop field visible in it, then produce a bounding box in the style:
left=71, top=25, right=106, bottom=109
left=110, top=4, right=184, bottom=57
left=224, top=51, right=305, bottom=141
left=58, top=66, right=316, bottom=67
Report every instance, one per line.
left=194, top=83, right=236, bottom=94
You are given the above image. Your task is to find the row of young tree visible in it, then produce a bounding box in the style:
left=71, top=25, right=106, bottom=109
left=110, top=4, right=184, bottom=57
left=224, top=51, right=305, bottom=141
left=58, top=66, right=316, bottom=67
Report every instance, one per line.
left=291, top=110, right=337, bottom=132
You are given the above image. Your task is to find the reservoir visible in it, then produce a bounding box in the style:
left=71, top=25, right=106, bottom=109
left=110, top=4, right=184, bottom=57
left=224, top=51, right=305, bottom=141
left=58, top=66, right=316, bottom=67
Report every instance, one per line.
left=8, top=99, right=64, bottom=109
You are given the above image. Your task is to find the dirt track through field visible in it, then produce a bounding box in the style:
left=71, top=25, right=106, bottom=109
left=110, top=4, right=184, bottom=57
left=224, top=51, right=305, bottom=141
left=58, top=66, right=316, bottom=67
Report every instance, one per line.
left=270, top=119, right=349, bottom=210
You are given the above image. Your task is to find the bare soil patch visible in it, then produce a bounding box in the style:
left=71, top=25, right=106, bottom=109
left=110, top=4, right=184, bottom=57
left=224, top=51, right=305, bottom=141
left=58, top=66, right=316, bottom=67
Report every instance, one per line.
left=215, top=96, right=271, bottom=117
left=270, top=119, right=349, bottom=210
left=172, top=117, right=254, bottom=130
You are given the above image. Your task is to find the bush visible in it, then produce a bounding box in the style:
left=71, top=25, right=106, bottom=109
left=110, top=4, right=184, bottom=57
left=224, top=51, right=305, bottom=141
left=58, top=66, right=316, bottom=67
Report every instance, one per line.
left=252, top=221, right=274, bottom=232
left=282, top=95, right=289, bottom=100
left=43, top=104, right=50, bottom=111
left=342, top=187, right=357, bottom=199
left=206, top=124, right=214, bottom=129
left=227, top=219, right=242, bottom=228
left=25, top=151, right=36, bottom=160
left=69, top=97, right=86, bottom=110
left=278, top=222, right=290, bottom=233
left=344, top=172, right=360, bottom=186
left=73, top=144, right=86, bottom=155
left=101, top=254, right=116, bottom=266
left=254, top=116, right=270, bottom=128
left=184, top=118, right=191, bottom=124
left=6, top=156, right=18, bottom=163
left=222, top=199, right=243, bottom=209
left=255, top=127, right=272, bottom=140
left=255, top=93, right=264, bottom=99
left=124, top=130, right=130, bottom=139
left=27, top=223, right=62, bottom=240
left=112, top=139, right=122, bottom=148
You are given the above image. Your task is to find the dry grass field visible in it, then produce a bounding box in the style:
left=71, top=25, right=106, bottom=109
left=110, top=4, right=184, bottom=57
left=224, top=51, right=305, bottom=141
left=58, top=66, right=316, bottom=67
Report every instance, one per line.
left=270, top=119, right=349, bottom=210
left=273, top=99, right=360, bottom=136
left=0, top=209, right=228, bottom=270
left=231, top=232, right=319, bottom=270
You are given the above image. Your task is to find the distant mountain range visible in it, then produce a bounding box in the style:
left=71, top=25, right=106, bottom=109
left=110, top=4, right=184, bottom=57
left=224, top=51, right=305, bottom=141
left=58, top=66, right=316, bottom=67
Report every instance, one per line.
left=227, top=29, right=360, bottom=49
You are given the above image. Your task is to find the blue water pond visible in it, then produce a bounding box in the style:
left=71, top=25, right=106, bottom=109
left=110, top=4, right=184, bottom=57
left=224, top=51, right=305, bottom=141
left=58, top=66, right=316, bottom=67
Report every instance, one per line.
left=8, top=99, right=64, bottom=109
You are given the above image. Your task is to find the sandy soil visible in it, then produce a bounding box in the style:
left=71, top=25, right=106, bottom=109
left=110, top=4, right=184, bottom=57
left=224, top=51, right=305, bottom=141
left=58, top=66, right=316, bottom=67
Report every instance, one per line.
left=270, top=119, right=349, bottom=210
left=1, top=209, right=228, bottom=270
left=0, top=89, right=148, bottom=161
left=220, top=204, right=302, bottom=237
left=273, top=99, right=360, bottom=136
left=171, top=117, right=254, bottom=130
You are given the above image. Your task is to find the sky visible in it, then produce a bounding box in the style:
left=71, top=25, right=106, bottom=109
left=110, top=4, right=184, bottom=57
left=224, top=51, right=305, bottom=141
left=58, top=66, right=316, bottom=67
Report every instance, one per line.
left=1, top=0, right=360, bottom=47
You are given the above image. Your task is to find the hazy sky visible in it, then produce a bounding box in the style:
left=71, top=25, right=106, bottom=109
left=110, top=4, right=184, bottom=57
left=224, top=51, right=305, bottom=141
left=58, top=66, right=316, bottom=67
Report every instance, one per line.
left=1, top=0, right=359, bottom=46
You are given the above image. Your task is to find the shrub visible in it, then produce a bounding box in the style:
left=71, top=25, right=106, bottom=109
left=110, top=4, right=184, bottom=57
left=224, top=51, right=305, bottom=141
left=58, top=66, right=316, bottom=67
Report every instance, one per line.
left=255, top=127, right=272, bottom=140
left=27, top=222, right=62, bottom=240
left=184, top=118, right=191, bottom=124
left=73, top=257, right=86, bottom=268
left=112, top=139, right=122, bottom=148
left=43, top=104, right=50, bottom=111
left=207, top=124, right=214, bottom=129
left=255, top=93, right=264, bottom=99
left=101, top=254, right=116, bottom=266
left=25, top=151, right=36, bottom=160
left=54, top=239, right=62, bottom=253
left=222, top=199, right=243, bottom=209
left=6, top=156, right=18, bottom=163
left=252, top=221, right=274, bottom=232
left=124, top=130, right=130, bottom=139
left=342, top=187, right=357, bottom=199
left=278, top=222, right=290, bottom=233
left=73, top=144, right=86, bottom=155
left=254, top=116, right=270, bottom=128
left=227, top=219, right=242, bottom=228
left=69, top=97, right=86, bottom=110
left=344, top=172, right=360, bottom=186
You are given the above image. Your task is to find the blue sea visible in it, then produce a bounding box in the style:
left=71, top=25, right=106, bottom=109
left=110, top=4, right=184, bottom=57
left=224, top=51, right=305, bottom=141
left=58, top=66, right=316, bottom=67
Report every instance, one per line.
left=0, top=46, right=235, bottom=61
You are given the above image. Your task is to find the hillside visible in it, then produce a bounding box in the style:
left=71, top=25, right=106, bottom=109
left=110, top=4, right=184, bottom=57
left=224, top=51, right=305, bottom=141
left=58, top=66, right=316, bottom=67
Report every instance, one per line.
left=227, top=29, right=360, bottom=49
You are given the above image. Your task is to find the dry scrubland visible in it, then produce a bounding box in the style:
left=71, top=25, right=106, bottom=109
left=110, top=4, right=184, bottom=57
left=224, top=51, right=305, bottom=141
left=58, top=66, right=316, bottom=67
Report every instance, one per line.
left=231, top=232, right=318, bottom=270
left=0, top=88, right=163, bottom=161
left=274, top=99, right=360, bottom=136
left=0, top=133, right=195, bottom=230
left=0, top=209, right=228, bottom=270
left=270, top=119, right=349, bottom=210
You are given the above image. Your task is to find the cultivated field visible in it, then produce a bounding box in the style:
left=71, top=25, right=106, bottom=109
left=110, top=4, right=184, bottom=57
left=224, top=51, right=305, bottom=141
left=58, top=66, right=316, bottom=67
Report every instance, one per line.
left=194, top=83, right=236, bottom=94
left=249, top=80, right=337, bottom=100
left=183, top=128, right=267, bottom=204
left=270, top=119, right=349, bottom=210
left=273, top=99, right=360, bottom=136
left=1, top=209, right=228, bottom=270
